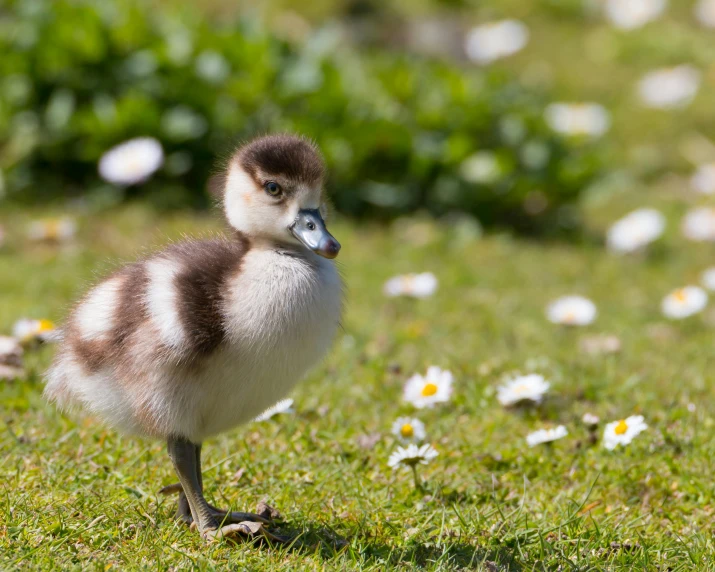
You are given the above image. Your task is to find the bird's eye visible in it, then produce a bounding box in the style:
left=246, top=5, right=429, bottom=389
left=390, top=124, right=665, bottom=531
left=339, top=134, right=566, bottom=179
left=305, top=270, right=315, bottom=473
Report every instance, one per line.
left=264, top=181, right=282, bottom=197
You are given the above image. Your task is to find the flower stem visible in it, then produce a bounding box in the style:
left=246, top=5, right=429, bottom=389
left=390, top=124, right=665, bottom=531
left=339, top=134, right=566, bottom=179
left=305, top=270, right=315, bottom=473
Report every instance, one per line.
left=410, top=464, right=422, bottom=491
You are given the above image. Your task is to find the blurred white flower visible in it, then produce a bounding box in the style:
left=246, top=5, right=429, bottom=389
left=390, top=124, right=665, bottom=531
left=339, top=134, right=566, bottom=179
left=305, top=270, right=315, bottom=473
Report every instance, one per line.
left=661, top=286, right=708, bottom=319
left=388, top=443, right=438, bottom=469
left=638, top=66, right=700, bottom=109
left=546, top=296, right=597, bottom=326
left=254, top=398, right=294, bottom=421
left=497, top=374, right=550, bottom=407
left=580, top=334, right=622, bottom=356
left=0, top=336, right=22, bottom=358
left=544, top=103, right=610, bottom=138
left=165, top=29, right=193, bottom=65
left=701, top=267, right=715, bottom=291
left=391, top=417, right=426, bottom=443
left=124, top=51, right=158, bottom=78
left=27, top=218, right=76, bottom=243
left=606, top=208, right=665, bottom=253
left=403, top=366, right=454, bottom=409
left=460, top=152, right=502, bottom=184
left=161, top=106, right=208, bottom=141
left=695, top=0, right=715, bottom=28
left=682, top=207, right=715, bottom=241
left=526, top=425, right=568, bottom=447
left=582, top=413, right=600, bottom=427
left=195, top=50, right=230, bottom=84
left=0, top=362, right=24, bottom=380
left=604, top=0, right=667, bottom=30
left=521, top=142, right=551, bottom=170
left=12, top=318, right=57, bottom=344
left=0, top=335, right=24, bottom=380
left=384, top=272, right=438, bottom=298
left=603, top=415, right=647, bottom=450
left=464, top=20, right=529, bottom=64
left=98, top=137, right=164, bottom=186
left=690, top=163, right=715, bottom=195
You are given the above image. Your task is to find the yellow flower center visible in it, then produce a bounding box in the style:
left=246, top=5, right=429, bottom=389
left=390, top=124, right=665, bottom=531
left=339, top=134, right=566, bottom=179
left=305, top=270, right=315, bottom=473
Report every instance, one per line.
left=402, top=275, right=415, bottom=289
left=674, top=289, right=687, bottom=303
left=564, top=311, right=576, bottom=323
left=421, top=383, right=438, bottom=397
left=514, top=384, right=529, bottom=395
left=45, top=220, right=60, bottom=239
left=37, top=319, right=55, bottom=333
left=400, top=423, right=414, bottom=438
left=614, top=420, right=628, bottom=435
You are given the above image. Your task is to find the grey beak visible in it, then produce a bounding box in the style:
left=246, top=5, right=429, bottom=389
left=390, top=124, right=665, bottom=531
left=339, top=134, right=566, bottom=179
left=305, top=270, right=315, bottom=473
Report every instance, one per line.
left=289, top=209, right=341, bottom=259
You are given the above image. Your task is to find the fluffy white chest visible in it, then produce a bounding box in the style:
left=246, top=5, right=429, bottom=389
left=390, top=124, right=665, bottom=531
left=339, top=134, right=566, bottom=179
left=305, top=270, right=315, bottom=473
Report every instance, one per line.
left=191, top=248, right=342, bottom=439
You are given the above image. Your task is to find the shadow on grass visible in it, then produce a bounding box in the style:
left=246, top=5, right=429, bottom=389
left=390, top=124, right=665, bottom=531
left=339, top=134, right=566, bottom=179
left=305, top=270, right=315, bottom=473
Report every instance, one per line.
left=259, top=521, right=523, bottom=570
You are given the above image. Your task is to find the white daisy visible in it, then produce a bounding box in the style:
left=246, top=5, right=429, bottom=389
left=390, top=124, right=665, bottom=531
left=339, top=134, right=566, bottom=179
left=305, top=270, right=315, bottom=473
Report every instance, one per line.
left=695, top=0, right=715, bottom=28
left=604, top=0, right=667, bottom=30
left=526, top=425, right=568, bottom=447
left=497, top=374, right=550, bottom=407
left=98, top=137, right=164, bottom=186
left=383, top=272, right=438, bottom=298
left=682, top=207, right=715, bottom=242
left=638, top=66, right=700, bottom=109
left=403, top=366, right=454, bottom=409
left=701, top=267, right=715, bottom=291
left=546, top=296, right=597, bottom=326
left=391, top=417, right=426, bottom=443
left=544, top=103, right=611, bottom=138
left=603, top=415, right=647, bottom=450
left=387, top=443, right=438, bottom=470
left=464, top=20, right=529, bottom=65
left=582, top=413, right=600, bottom=427
left=606, top=208, right=666, bottom=253
left=253, top=398, right=295, bottom=421
left=690, top=163, right=715, bottom=195
left=12, top=318, right=57, bottom=344
left=27, top=218, right=77, bottom=243
left=661, top=286, right=708, bottom=319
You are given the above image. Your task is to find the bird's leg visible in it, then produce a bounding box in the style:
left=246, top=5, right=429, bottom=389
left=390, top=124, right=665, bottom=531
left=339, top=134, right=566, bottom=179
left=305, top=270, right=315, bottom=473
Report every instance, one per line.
left=192, top=443, right=224, bottom=514
left=172, top=444, right=218, bottom=523
left=176, top=489, right=193, bottom=525
left=167, top=442, right=275, bottom=525
left=167, top=437, right=278, bottom=542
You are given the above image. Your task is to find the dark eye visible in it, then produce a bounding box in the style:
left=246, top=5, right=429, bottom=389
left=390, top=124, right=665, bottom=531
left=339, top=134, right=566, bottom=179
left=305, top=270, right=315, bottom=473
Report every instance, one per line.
left=264, top=181, right=282, bottom=196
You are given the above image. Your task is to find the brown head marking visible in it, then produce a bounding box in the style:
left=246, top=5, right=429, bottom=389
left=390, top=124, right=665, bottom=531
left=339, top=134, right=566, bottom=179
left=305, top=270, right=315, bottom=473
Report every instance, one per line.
left=235, top=134, right=325, bottom=188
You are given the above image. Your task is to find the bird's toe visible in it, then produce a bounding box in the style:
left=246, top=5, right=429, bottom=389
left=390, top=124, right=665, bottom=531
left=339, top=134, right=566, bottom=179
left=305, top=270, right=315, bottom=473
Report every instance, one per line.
left=217, top=510, right=271, bottom=525
left=201, top=521, right=287, bottom=544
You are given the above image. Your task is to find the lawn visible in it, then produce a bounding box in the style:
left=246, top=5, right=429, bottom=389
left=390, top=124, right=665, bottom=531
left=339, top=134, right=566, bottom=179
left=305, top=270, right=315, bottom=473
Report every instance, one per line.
left=1, top=204, right=714, bottom=570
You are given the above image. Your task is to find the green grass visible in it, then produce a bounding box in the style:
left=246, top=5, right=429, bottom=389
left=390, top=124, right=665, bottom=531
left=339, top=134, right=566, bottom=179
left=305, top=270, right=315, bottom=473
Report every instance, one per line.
left=2, top=204, right=715, bottom=570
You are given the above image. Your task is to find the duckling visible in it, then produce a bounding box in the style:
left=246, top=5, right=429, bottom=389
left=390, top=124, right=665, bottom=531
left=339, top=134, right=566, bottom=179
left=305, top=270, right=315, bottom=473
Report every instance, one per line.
left=44, top=134, right=343, bottom=542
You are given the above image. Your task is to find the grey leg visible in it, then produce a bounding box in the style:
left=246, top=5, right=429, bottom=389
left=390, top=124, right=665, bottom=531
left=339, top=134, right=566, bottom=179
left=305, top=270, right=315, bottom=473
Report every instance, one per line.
left=166, top=437, right=276, bottom=542
left=176, top=491, right=192, bottom=525
left=167, top=437, right=220, bottom=535
left=174, top=444, right=229, bottom=523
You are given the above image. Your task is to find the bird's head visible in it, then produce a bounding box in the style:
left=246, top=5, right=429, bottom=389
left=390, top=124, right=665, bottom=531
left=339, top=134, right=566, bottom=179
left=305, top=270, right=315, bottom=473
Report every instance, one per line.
left=218, top=134, right=340, bottom=259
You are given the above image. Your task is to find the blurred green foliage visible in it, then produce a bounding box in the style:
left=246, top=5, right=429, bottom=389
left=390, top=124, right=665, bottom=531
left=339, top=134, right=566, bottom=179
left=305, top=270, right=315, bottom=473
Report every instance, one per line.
left=0, top=0, right=604, bottom=232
